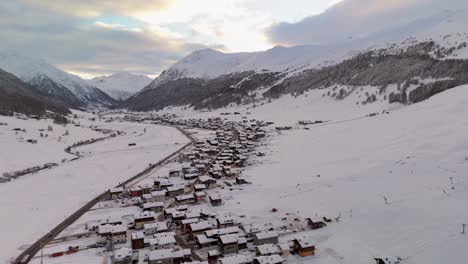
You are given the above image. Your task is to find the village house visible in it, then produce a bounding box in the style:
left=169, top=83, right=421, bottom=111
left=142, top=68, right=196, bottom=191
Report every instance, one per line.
left=256, top=244, right=281, bottom=256
left=181, top=218, right=199, bottom=233
left=199, top=176, right=217, bottom=187
left=98, top=224, right=127, bottom=245
left=131, top=231, right=145, bottom=249
left=207, top=249, right=221, bottom=264
left=149, top=235, right=176, bottom=250
left=148, top=248, right=191, bottom=264
left=143, top=201, right=165, bottom=212
left=175, top=194, right=195, bottom=205
left=195, top=191, right=207, bottom=202
left=110, top=187, right=124, bottom=199
left=306, top=218, right=327, bottom=230
left=167, top=185, right=185, bottom=197
left=134, top=212, right=156, bottom=230
left=113, top=247, right=133, bottom=264
left=253, top=231, right=279, bottom=246
left=169, top=169, right=181, bottom=177
left=194, top=184, right=206, bottom=192
left=216, top=215, right=237, bottom=228
left=292, top=237, right=316, bottom=257
left=189, top=221, right=214, bottom=238
left=140, top=183, right=153, bottom=194
left=129, top=186, right=143, bottom=197
left=144, top=222, right=169, bottom=235
left=209, top=195, right=222, bottom=207
left=218, top=234, right=240, bottom=255
left=149, top=190, right=167, bottom=202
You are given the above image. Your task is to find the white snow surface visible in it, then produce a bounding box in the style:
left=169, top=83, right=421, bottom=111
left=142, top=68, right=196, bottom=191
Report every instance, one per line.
left=0, top=115, right=188, bottom=263
left=0, top=52, right=111, bottom=105
left=89, top=72, right=152, bottom=101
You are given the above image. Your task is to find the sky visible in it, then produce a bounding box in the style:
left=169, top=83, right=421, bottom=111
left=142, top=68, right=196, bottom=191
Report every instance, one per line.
left=0, top=0, right=467, bottom=79
left=0, top=0, right=340, bottom=79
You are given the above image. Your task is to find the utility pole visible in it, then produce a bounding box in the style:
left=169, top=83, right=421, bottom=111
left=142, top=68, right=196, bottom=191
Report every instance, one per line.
left=462, top=224, right=466, bottom=235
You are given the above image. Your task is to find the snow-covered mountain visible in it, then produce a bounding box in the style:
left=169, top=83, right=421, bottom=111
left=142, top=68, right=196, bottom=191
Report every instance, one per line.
left=143, top=8, right=468, bottom=93
left=0, top=53, right=116, bottom=108
left=89, top=72, right=152, bottom=101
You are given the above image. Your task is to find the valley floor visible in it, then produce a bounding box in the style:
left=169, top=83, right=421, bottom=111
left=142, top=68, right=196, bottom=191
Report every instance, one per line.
left=156, top=85, right=468, bottom=263
left=0, top=116, right=188, bottom=263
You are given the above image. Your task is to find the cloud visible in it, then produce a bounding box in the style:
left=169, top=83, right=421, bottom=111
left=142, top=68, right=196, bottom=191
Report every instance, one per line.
left=267, top=0, right=468, bottom=46
left=0, top=1, right=211, bottom=78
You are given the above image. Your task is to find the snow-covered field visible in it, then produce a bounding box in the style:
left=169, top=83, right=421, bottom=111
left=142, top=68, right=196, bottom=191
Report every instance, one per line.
left=0, top=116, right=189, bottom=263
left=0, top=115, right=102, bottom=173
left=194, top=85, right=468, bottom=263
left=141, top=83, right=468, bottom=263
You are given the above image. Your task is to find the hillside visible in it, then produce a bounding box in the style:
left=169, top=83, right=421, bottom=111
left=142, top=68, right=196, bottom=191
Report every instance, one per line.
left=0, top=53, right=116, bottom=109
left=0, top=68, right=69, bottom=116
left=126, top=8, right=468, bottom=113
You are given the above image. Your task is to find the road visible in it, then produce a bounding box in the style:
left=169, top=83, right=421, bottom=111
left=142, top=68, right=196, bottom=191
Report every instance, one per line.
left=12, top=124, right=194, bottom=264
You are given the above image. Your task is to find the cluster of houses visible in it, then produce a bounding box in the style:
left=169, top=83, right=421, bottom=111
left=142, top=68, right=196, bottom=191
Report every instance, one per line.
left=82, top=115, right=324, bottom=264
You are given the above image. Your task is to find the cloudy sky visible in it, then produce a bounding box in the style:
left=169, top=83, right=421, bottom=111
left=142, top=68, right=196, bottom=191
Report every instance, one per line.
left=0, top=0, right=467, bottom=79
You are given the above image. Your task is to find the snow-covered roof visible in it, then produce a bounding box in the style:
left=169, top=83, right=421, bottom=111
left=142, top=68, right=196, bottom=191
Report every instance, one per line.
left=254, top=231, right=278, bottom=240
left=219, top=234, right=239, bottom=245
left=293, top=237, right=316, bottom=248
left=114, top=247, right=132, bottom=260
left=219, top=254, right=253, bottom=264
left=257, top=244, right=281, bottom=255
left=254, top=254, right=284, bottom=264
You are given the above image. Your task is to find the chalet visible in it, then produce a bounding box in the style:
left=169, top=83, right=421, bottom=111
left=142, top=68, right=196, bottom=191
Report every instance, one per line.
left=253, top=231, right=279, bottom=246
left=141, top=183, right=153, bottom=194
left=143, top=202, right=165, bottom=212
left=235, top=177, right=248, bottom=185
left=169, top=169, right=181, bottom=177
left=189, top=221, right=214, bottom=238
left=134, top=212, right=156, bottom=229
left=149, top=235, right=176, bottom=250
left=195, top=191, right=206, bottom=202
left=110, top=187, right=124, bottom=199
left=149, top=190, right=166, bottom=202
left=218, top=234, right=240, bottom=255
left=306, top=218, right=327, bottom=230
left=154, top=179, right=173, bottom=189
left=195, top=234, right=218, bottom=248
left=253, top=255, right=284, bottom=264
left=181, top=218, right=199, bottom=233
left=256, top=244, right=281, bottom=256
left=216, top=215, right=236, bottom=228
left=129, top=186, right=142, bottom=197
left=209, top=195, right=222, bottom=206
left=194, top=184, right=207, bottom=192
left=207, top=249, right=221, bottom=264
left=167, top=186, right=185, bottom=197
left=175, top=194, right=195, bottom=205
left=98, top=224, right=127, bottom=244
left=198, top=176, right=216, bottom=187
left=184, top=173, right=199, bottom=180
left=148, top=249, right=191, bottom=264
left=292, top=237, right=316, bottom=257
left=131, top=231, right=145, bottom=249
left=113, top=247, right=132, bottom=264
left=224, top=167, right=241, bottom=177
left=144, top=222, right=169, bottom=235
